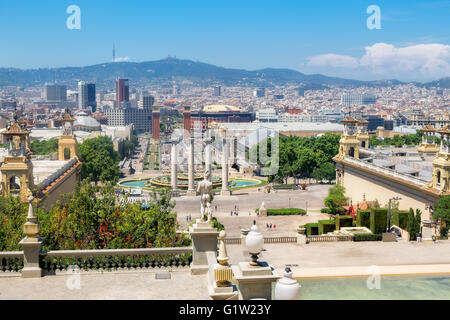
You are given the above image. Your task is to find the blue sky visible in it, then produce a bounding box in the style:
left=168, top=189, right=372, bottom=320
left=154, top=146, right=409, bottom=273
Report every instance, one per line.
left=1, top=0, right=449, bottom=81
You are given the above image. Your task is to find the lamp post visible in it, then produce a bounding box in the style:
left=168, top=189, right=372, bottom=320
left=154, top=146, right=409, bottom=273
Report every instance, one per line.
left=245, top=221, right=264, bottom=267
left=306, top=201, right=308, bottom=215
left=387, top=196, right=402, bottom=232
left=275, top=267, right=301, bottom=300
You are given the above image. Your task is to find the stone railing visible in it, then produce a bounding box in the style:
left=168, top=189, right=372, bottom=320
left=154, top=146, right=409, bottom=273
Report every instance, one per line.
left=0, top=251, right=24, bottom=274
left=39, top=247, right=192, bottom=274
left=1, top=247, right=192, bottom=276
left=344, top=156, right=428, bottom=187
left=223, top=237, right=298, bottom=245
left=307, top=235, right=354, bottom=243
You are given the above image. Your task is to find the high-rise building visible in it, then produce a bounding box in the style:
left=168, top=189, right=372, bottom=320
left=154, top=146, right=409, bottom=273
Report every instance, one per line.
left=142, top=95, right=155, bottom=109
left=341, top=94, right=377, bottom=106
left=254, top=88, right=265, bottom=98
left=78, top=82, right=97, bottom=111
left=213, top=86, right=222, bottom=97
left=116, top=79, right=130, bottom=108
left=104, top=107, right=153, bottom=133
left=45, top=84, right=67, bottom=102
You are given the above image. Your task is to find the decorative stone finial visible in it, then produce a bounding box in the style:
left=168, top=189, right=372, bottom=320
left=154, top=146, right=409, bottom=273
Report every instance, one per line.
left=23, top=196, right=40, bottom=239
left=214, top=230, right=233, bottom=287
left=217, top=230, right=229, bottom=266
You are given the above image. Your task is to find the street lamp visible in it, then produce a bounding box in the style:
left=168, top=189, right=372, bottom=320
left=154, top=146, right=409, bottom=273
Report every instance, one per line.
left=245, top=221, right=264, bottom=267
left=387, top=196, right=402, bottom=232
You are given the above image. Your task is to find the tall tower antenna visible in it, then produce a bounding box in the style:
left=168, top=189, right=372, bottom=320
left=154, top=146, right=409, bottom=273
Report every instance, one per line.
left=113, top=43, right=116, bottom=63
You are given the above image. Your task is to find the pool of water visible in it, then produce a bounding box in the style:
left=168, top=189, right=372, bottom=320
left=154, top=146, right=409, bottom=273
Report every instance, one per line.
left=232, top=179, right=260, bottom=187
left=120, top=179, right=260, bottom=189
left=121, top=181, right=147, bottom=188
left=291, top=275, right=450, bottom=300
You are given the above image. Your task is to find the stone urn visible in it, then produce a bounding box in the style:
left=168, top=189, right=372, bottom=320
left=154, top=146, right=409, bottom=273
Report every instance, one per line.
left=296, top=227, right=306, bottom=235
left=259, top=202, right=267, bottom=217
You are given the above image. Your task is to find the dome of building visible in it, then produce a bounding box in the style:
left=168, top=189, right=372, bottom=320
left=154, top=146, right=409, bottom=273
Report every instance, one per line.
left=74, top=113, right=101, bottom=132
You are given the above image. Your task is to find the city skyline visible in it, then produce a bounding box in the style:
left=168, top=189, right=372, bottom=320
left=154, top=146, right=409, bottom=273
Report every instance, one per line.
left=0, top=0, right=449, bottom=82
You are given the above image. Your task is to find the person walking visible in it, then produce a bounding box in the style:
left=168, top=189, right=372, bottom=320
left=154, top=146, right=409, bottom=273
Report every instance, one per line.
left=274, top=224, right=276, bottom=231
left=231, top=210, right=233, bottom=217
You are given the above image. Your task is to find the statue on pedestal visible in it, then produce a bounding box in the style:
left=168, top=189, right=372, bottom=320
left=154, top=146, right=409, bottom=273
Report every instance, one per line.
left=197, top=170, right=214, bottom=222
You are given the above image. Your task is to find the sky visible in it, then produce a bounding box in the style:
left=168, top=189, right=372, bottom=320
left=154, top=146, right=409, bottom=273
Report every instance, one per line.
left=0, top=0, right=449, bottom=82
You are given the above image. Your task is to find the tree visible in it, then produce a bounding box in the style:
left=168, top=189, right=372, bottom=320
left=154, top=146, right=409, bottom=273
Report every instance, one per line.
left=433, top=195, right=450, bottom=239
left=312, top=163, right=336, bottom=183
left=407, top=208, right=421, bottom=241
left=30, top=138, right=59, bottom=155
left=324, top=185, right=348, bottom=215
left=0, top=197, right=28, bottom=251
left=78, top=136, right=121, bottom=183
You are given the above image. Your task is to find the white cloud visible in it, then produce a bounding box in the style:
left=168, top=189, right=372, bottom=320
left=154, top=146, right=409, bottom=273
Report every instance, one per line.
left=114, top=56, right=130, bottom=62
left=305, top=43, right=450, bottom=81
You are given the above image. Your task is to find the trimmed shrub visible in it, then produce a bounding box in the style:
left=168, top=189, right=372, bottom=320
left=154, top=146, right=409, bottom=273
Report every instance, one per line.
left=370, top=209, right=388, bottom=234
left=305, top=223, right=319, bottom=236
left=336, top=216, right=353, bottom=230
left=320, top=208, right=330, bottom=214
left=357, top=210, right=371, bottom=228
left=318, top=220, right=336, bottom=235
left=354, top=234, right=383, bottom=242
left=391, top=210, right=409, bottom=230
left=267, top=208, right=306, bottom=216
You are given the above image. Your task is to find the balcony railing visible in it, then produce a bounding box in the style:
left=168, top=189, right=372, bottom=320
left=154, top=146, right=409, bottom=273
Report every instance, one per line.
left=344, top=156, right=429, bottom=187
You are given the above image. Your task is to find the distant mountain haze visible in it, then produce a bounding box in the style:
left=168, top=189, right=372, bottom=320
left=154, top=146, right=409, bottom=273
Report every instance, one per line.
left=0, top=58, right=446, bottom=88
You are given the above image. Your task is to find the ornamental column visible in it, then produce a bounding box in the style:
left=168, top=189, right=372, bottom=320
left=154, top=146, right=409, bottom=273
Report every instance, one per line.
left=20, top=197, right=43, bottom=278
left=221, top=127, right=231, bottom=196
left=205, top=143, right=212, bottom=182
left=187, top=136, right=196, bottom=196
left=171, top=144, right=179, bottom=197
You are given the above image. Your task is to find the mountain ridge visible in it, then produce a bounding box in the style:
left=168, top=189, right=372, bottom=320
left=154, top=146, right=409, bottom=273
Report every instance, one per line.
left=0, top=57, right=446, bottom=88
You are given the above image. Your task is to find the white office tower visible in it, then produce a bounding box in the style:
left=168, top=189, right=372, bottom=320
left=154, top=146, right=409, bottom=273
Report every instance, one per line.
left=78, top=81, right=87, bottom=110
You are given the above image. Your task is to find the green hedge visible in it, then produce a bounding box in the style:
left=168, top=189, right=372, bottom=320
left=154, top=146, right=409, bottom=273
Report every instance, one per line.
left=357, top=210, right=371, bottom=229
left=391, top=210, right=409, bottom=230
left=305, top=223, right=319, bottom=236
left=318, top=220, right=336, bottom=235
left=267, top=208, right=306, bottom=216
left=336, top=216, right=353, bottom=230
left=320, top=208, right=330, bottom=214
left=370, top=209, right=388, bottom=234
left=354, top=234, right=383, bottom=242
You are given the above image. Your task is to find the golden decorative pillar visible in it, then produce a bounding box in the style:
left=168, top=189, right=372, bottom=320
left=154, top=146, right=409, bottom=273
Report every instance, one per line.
left=58, top=110, right=78, bottom=160
left=430, top=125, right=450, bottom=194
left=338, top=116, right=360, bottom=159
left=0, top=122, right=34, bottom=201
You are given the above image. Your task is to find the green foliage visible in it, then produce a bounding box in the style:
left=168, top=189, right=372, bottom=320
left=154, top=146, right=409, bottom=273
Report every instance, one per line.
left=0, top=197, right=28, bottom=251
left=391, top=210, right=409, bottom=230
left=253, top=133, right=340, bottom=184
left=78, top=136, right=121, bottom=183
left=267, top=208, right=306, bottom=216
left=35, top=182, right=189, bottom=251
left=370, top=209, right=388, bottom=234
left=369, top=132, right=423, bottom=148
left=406, top=208, right=421, bottom=241
left=211, top=217, right=225, bottom=231
left=433, top=195, right=450, bottom=239
left=354, top=234, right=383, bottom=242
left=312, top=163, right=336, bottom=183
left=357, top=210, right=371, bottom=229
left=305, top=223, right=319, bottom=236
left=320, top=208, right=330, bottom=214
left=121, top=134, right=139, bottom=159
left=324, top=185, right=348, bottom=215
left=318, top=220, right=336, bottom=235
left=336, top=215, right=353, bottom=230
left=30, top=138, right=58, bottom=155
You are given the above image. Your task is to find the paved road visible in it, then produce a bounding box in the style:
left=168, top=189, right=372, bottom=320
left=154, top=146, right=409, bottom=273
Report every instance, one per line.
left=176, top=185, right=331, bottom=237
